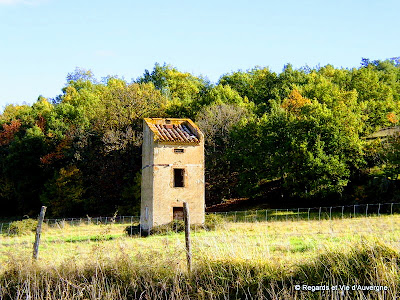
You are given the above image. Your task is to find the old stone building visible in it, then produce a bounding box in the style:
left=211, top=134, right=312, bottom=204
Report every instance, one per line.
left=140, top=118, right=205, bottom=231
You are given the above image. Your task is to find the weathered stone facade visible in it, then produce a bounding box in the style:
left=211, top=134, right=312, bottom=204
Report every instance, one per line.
left=140, top=118, right=205, bottom=230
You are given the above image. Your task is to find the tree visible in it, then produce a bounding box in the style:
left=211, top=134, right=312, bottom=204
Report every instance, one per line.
left=281, top=89, right=311, bottom=113
left=230, top=95, right=363, bottom=201
left=40, top=165, right=85, bottom=216
left=383, top=133, right=400, bottom=180
left=2, top=125, right=48, bottom=215
left=137, top=63, right=211, bottom=119
left=219, top=67, right=279, bottom=113
left=196, top=103, right=252, bottom=204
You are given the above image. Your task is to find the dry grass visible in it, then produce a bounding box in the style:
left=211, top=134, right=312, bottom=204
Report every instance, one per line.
left=1, top=215, right=400, bottom=299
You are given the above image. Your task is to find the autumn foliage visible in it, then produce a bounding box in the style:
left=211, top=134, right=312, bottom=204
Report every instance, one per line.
left=281, top=89, right=311, bottom=113
left=387, top=112, right=399, bottom=124
left=0, top=59, right=400, bottom=217
left=0, top=120, right=21, bottom=146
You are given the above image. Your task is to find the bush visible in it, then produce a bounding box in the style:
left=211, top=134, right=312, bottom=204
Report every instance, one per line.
left=204, top=213, right=225, bottom=230
left=126, top=214, right=225, bottom=237
left=7, top=219, right=38, bottom=236
left=124, top=220, right=185, bottom=237
left=152, top=220, right=186, bottom=235
left=124, top=224, right=141, bottom=236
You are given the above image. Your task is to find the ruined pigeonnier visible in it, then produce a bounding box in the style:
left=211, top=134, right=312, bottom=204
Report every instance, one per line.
left=140, top=118, right=205, bottom=231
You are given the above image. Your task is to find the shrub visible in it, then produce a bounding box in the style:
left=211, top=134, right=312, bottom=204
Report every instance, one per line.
left=7, top=219, right=38, bottom=236
left=125, top=214, right=225, bottom=237
left=145, top=220, right=186, bottom=236
left=204, top=213, right=225, bottom=230
left=124, top=224, right=141, bottom=236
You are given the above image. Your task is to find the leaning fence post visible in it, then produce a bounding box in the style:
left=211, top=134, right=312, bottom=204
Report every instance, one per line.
left=183, top=202, right=192, bottom=273
left=33, top=206, right=47, bottom=260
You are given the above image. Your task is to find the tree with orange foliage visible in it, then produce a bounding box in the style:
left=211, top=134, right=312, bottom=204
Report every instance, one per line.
left=281, top=89, right=311, bottom=114
left=387, top=112, right=399, bottom=124
left=0, top=120, right=21, bottom=146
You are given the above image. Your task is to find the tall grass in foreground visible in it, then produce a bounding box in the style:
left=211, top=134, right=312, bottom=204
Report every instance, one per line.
left=1, top=215, right=400, bottom=299
left=0, top=241, right=398, bottom=299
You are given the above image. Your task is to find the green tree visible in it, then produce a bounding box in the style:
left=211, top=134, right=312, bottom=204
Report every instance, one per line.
left=383, top=133, right=400, bottom=180
left=41, top=165, right=85, bottom=216
left=219, top=67, right=279, bottom=113
left=196, top=103, right=252, bottom=204
left=137, top=63, right=211, bottom=118
left=2, top=125, right=48, bottom=215
left=230, top=94, right=363, bottom=200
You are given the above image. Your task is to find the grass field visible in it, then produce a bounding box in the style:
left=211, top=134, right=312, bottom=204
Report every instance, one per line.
left=1, top=213, right=400, bottom=299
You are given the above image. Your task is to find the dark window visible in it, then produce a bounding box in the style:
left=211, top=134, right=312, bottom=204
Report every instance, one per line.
left=174, top=168, right=185, bottom=187
left=173, top=207, right=184, bottom=220
left=174, top=148, right=184, bottom=153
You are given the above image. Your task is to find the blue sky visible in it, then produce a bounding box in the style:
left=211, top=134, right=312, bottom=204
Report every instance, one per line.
left=0, top=0, right=399, bottom=111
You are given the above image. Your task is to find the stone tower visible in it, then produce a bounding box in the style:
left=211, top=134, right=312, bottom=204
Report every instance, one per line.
left=140, top=118, right=205, bottom=231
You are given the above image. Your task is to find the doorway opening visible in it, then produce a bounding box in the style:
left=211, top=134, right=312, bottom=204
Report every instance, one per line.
left=173, top=207, right=184, bottom=221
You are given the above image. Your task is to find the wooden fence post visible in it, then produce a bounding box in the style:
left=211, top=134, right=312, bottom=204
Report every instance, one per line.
left=33, top=206, right=47, bottom=260
left=183, top=202, right=192, bottom=273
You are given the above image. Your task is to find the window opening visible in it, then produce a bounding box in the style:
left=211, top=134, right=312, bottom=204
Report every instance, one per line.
left=173, top=168, right=185, bottom=187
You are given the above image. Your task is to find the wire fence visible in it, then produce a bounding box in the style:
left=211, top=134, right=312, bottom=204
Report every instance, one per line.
left=1, top=202, right=399, bottom=234
left=1, top=202, right=400, bottom=265
left=0, top=215, right=140, bottom=236
left=211, top=202, right=400, bottom=222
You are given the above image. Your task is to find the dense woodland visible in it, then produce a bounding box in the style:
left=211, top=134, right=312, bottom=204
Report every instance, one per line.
left=1, top=58, right=400, bottom=217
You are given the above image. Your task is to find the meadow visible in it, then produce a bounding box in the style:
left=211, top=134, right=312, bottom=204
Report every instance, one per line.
left=1, top=212, right=400, bottom=299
